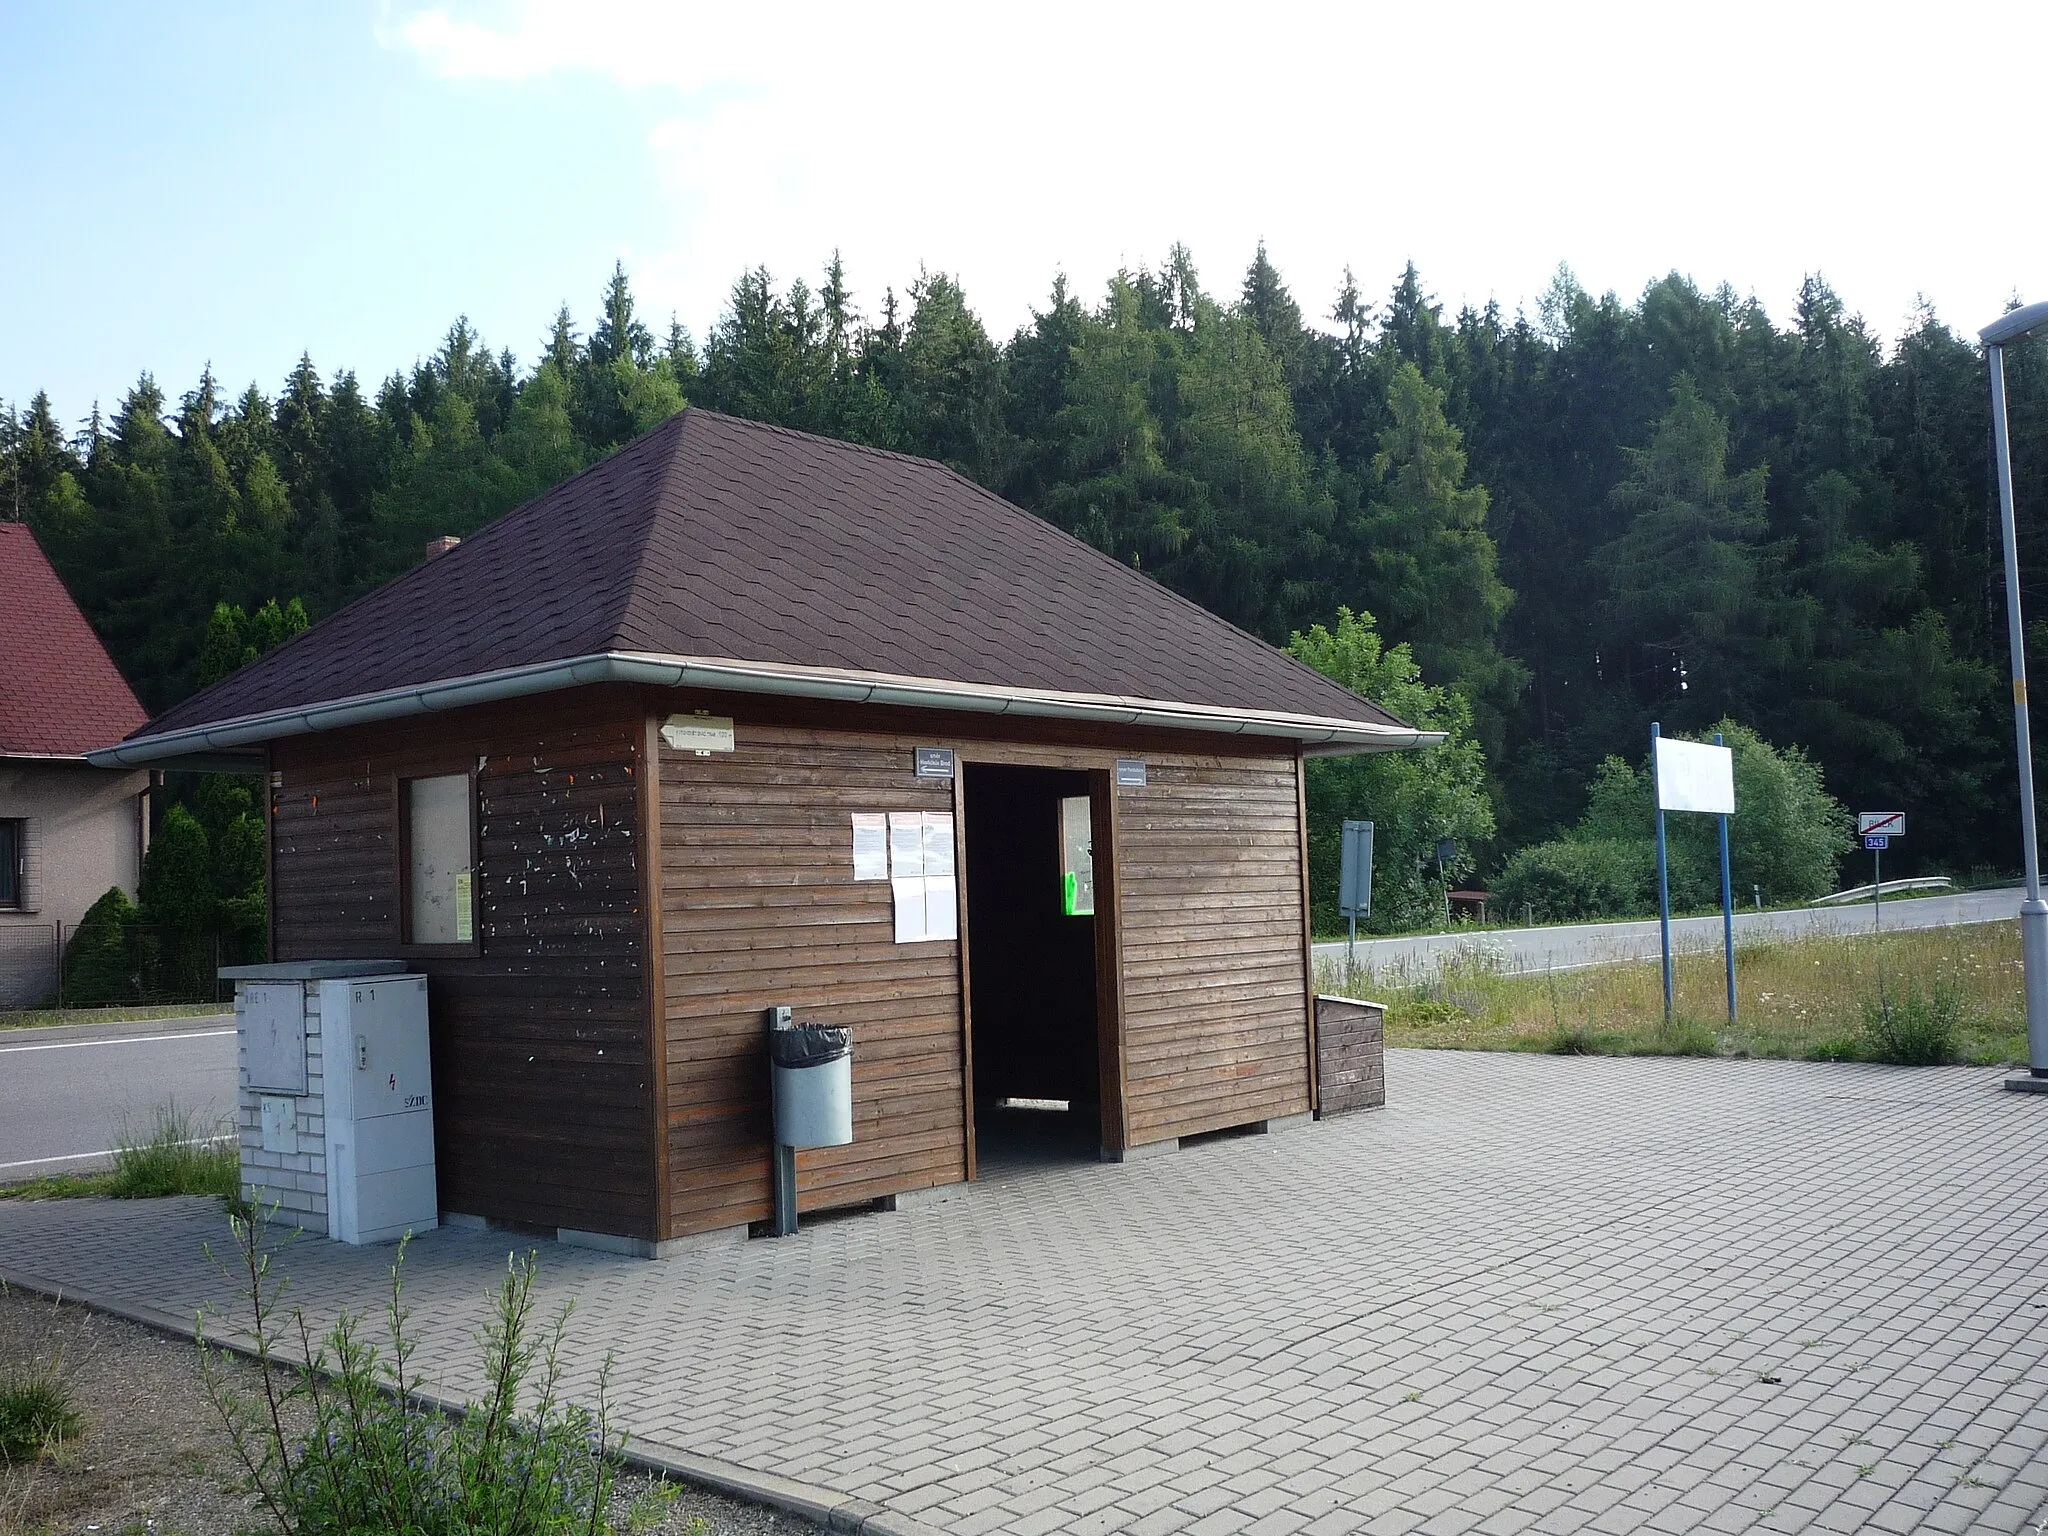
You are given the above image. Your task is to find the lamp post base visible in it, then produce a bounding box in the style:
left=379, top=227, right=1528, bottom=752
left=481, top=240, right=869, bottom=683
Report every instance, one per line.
left=2002, top=1072, right=2048, bottom=1095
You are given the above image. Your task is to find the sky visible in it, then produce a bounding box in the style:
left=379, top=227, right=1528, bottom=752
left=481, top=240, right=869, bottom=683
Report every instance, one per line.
left=4, top=0, right=2045, bottom=428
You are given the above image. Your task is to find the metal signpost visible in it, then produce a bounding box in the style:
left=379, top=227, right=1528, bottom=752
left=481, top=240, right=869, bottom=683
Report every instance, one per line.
left=1982, top=300, right=2048, bottom=1090
left=1716, top=732, right=1735, bottom=1023
left=1857, top=812, right=1904, bottom=932
left=1652, top=724, right=1738, bottom=1023
left=1338, top=820, right=1373, bottom=966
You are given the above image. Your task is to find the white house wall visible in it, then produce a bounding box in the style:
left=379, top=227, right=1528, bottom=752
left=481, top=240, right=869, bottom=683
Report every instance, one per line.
left=0, top=758, right=149, bottom=1006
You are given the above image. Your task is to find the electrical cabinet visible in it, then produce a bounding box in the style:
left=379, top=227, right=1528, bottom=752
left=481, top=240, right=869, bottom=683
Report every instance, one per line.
left=321, top=974, right=438, bottom=1244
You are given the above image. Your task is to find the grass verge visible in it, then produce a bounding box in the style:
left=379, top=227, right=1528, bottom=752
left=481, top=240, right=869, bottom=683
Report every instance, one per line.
left=1317, top=921, right=2025, bottom=1065
left=0, top=1105, right=237, bottom=1203
left=0, top=1002, right=226, bottom=1032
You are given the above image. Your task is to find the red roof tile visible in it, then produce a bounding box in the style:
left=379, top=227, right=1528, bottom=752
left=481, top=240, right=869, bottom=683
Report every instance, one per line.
left=0, top=523, right=148, bottom=757
left=132, top=410, right=1409, bottom=743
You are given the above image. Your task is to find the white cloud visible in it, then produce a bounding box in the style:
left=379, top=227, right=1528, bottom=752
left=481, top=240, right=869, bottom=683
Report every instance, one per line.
left=391, top=0, right=2048, bottom=344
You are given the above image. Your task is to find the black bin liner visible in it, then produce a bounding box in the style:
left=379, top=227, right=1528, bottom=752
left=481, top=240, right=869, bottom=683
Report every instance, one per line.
left=769, top=1022, right=850, bottom=1069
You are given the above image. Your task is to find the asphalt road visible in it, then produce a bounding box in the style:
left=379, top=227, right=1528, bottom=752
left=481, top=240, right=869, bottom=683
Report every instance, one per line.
left=1313, top=886, right=2024, bottom=980
left=0, top=1014, right=236, bottom=1179
left=0, top=887, right=2022, bottom=1177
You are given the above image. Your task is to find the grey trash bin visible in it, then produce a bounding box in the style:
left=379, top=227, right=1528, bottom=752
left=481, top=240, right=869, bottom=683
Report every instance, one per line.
left=770, top=1022, right=853, bottom=1148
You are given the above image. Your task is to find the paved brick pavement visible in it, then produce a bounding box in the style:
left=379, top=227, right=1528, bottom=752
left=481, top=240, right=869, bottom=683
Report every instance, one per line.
left=4, top=1050, right=2047, bottom=1534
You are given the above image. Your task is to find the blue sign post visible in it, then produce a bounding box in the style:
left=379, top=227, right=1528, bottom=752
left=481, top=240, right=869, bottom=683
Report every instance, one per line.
left=1716, top=731, right=1735, bottom=1024
left=1652, top=724, right=1739, bottom=1024
left=1856, top=813, right=1904, bottom=933
left=1653, top=723, right=1674, bottom=1021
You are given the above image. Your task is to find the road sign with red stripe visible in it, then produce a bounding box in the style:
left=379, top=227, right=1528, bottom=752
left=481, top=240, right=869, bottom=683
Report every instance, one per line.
left=1857, top=811, right=1905, bottom=838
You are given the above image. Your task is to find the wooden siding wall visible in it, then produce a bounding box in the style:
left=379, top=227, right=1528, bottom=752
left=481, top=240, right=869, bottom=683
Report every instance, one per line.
left=658, top=723, right=965, bottom=1237
left=270, top=693, right=656, bottom=1238
left=1117, top=751, right=1313, bottom=1143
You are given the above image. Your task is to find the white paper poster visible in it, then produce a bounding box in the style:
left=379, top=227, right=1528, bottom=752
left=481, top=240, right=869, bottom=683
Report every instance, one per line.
left=892, top=877, right=928, bottom=942
left=851, top=813, right=889, bottom=881
left=886, top=809, right=958, bottom=942
left=888, top=812, right=926, bottom=877
left=921, top=812, right=955, bottom=877
left=923, top=875, right=958, bottom=940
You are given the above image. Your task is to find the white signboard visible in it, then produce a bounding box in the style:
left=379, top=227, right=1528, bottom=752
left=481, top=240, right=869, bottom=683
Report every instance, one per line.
left=1654, top=737, right=1735, bottom=815
left=1857, top=811, right=1905, bottom=838
left=659, top=714, right=735, bottom=754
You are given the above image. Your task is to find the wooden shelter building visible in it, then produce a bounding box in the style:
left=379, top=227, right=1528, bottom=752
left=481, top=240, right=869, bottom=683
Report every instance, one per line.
left=95, top=410, right=1437, bottom=1252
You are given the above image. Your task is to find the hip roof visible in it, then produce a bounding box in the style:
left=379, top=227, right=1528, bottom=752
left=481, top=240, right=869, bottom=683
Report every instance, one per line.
left=114, top=409, right=1429, bottom=760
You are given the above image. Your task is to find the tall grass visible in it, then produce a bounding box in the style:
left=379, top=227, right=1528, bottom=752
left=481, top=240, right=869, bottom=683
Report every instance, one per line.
left=0, top=1374, right=80, bottom=1464
left=106, top=1104, right=238, bottom=1199
left=200, top=1220, right=679, bottom=1536
left=1317, top=922, right=2023, bottom=1065
left=0, top=1289, right=83, bottom=1468
left=0, top=1103, right=236, bottom=1202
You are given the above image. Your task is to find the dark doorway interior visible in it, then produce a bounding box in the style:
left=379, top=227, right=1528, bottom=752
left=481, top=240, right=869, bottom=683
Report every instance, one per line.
left=963, top=763, right=1103, bottom=1166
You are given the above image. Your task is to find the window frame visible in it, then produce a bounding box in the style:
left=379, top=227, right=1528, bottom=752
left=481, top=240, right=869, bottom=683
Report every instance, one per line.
left=394, top=764, right=481, bottom=958
left=0, top=819, right=22, bottom=910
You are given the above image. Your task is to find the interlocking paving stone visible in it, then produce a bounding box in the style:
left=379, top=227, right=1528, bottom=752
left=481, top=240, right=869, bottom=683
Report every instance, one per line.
left=4, top=1050, right=2047, bottom=1533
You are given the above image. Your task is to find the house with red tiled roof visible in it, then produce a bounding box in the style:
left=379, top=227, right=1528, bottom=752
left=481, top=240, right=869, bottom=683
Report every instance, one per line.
left=0, top=522, right=151, bottom=1005
left=96, top=410, right=1433, bottom=1250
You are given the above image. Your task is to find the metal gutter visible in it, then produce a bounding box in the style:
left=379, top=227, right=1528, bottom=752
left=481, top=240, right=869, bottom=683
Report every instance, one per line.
left=87, top=650, right=1445, bottom=769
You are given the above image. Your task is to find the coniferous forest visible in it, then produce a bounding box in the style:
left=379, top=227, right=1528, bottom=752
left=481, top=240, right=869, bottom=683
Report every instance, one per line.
left=5, top=250, right=2045, bottom=931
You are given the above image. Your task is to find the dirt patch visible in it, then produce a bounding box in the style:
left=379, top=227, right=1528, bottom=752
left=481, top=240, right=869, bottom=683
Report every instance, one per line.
left=0, top=1285, right=818, bottom=1535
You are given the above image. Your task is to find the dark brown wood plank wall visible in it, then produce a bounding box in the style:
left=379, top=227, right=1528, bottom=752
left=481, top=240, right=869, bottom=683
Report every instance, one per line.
left=1117, top=750, right=1313, bottom=1143
left=269, top=687, right=657, bottom=1239
left=656, top=719, right=965, bottom=1236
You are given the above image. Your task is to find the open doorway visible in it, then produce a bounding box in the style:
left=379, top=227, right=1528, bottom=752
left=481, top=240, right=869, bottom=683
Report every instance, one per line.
left=962, top=763, right=1115, bottom=1171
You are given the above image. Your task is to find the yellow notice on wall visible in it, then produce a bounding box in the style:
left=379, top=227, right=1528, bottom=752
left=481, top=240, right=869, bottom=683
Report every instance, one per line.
left=454, top=870, right=474, bottom=942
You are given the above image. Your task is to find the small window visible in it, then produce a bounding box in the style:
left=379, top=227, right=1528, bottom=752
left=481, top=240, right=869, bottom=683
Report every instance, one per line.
left=1059, top=796, right=1095, bottom=917
left=0, top=820, right=21, bottom=909
left=403, top=774, right=474, bottom=946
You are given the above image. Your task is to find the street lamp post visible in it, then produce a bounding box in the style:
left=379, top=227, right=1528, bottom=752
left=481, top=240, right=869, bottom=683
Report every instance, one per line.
left=1981, top=300, right=2048, bottom=1091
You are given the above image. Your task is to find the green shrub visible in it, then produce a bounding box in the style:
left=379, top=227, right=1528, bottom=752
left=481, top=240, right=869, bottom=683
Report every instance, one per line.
left=0, top=1370, right=81, bottom=1463
left=1490, top=721, right=1854, bottom=921
left=1860, top=982, right=1964, bottom=1066
left=138, top=804, right=216, bottom=996
left=202, top=1223, right=654, bottom=1536
left=1492, top=838, right=1652, bottom=922
left=62, top=885, right=138, bottom=1005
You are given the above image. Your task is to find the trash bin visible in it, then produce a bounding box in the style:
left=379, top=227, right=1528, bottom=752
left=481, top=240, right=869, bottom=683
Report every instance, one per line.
left=770, top=1022, right=853, bottom=1148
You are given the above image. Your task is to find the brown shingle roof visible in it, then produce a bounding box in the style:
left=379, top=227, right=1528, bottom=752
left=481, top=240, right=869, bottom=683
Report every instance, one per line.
left=0, top=523, right=148, bottom=756
left=132, top=409, right=1408, bottom=743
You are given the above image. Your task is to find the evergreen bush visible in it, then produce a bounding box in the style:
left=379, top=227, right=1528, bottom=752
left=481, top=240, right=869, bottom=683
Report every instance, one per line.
left=61, top=884, right=138, bottom=1004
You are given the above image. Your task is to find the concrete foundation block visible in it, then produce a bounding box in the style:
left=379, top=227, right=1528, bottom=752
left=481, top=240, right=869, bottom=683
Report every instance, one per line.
left=1254, top=1112, right=1316, bottom=1135
left=655, top=1223, right=751, bottom=1257
left=875, top=1184, right=956, bottom=1212
left=2003, top=1073, right=2048, bottom=1095
left=1101, top=1137, right=1178, bottom=1164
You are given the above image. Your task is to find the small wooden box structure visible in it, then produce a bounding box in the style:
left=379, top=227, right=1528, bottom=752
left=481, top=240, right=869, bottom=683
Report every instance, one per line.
left=1314, top=994, right=1388, bottom=1116
left=102, top=410, right=1435, bottom=1253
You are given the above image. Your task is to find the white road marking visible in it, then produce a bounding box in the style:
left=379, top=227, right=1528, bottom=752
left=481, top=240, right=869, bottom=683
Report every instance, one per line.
left=0, top=1135, right=232, bottom=1172
left=0, top=1027, right=234, bottom=1056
